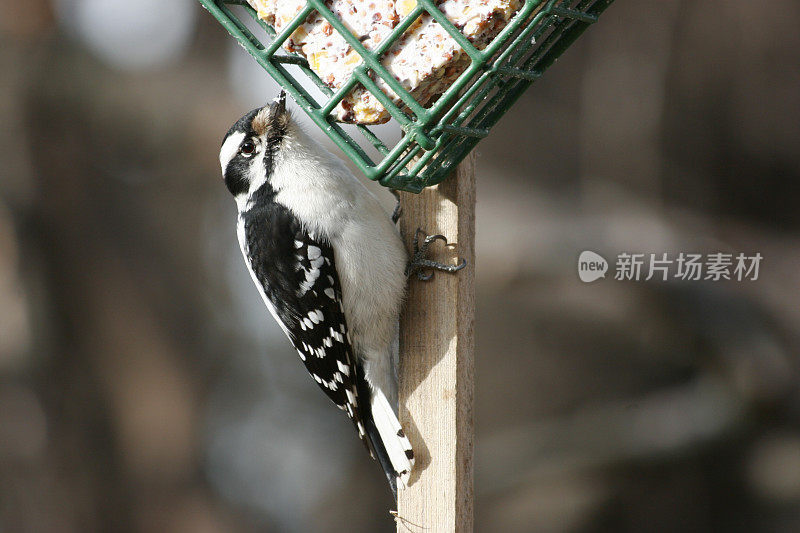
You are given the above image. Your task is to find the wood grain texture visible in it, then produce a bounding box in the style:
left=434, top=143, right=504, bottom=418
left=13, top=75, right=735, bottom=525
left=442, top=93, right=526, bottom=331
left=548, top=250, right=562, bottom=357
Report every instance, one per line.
left=396, top=154, right=475, bottom=532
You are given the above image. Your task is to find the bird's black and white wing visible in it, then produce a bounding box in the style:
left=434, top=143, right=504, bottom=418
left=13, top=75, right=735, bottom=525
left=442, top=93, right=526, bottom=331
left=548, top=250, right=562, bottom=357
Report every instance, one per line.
left=238, top=200, right=368, bottom=443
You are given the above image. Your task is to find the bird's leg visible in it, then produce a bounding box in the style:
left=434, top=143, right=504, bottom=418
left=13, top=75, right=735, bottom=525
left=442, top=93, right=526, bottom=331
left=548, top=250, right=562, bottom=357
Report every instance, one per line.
left=393, top=192, right=465, bottom=280
left=405, top=228, right=467, bottom=281
left=390, top=189, right=402, bottom=225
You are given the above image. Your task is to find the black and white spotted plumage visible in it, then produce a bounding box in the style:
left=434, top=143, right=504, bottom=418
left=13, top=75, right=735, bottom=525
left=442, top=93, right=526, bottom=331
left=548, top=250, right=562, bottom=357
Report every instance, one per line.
left=238, top=194, right=366, bottom=441
left=219, top=93, right=413, bottom=499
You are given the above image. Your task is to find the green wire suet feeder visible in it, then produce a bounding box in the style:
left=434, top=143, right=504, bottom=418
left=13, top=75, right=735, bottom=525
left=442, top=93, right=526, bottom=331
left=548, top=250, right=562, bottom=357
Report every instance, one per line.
left=199, top=0, right=614, bottom=192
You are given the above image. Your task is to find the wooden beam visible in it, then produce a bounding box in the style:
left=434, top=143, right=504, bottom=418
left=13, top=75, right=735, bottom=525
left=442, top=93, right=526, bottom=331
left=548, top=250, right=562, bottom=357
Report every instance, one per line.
left=396, top=154, right=476, bottom=532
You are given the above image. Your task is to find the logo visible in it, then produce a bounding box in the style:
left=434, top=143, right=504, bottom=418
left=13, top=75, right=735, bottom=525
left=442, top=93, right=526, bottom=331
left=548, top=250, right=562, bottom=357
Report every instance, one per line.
left=577, top=251, right=762, bottom=282
left=578, top=251, right=608, bottom=283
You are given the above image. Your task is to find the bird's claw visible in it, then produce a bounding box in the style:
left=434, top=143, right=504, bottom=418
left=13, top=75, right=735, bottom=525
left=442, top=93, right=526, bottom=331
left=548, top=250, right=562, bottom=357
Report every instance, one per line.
left=391, top=190, right=402, bottom=225
left=405, top=228, right=467, bottom=281
left=392, top=203, right=403, bottom=225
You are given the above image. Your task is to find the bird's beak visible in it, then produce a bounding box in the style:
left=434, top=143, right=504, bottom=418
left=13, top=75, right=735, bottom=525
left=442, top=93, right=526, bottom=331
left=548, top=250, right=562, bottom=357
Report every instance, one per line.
left=271, top=90, right=287, bottom=121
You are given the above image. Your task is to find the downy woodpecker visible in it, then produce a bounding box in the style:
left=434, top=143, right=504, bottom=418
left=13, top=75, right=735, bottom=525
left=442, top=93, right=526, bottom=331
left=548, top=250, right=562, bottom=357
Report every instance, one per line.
left=219, top=92, right=415, bottom=496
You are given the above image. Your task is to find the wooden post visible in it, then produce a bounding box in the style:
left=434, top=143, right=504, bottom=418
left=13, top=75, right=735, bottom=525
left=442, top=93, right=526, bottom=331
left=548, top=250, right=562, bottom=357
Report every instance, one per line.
left=396, top=154, right=476, bottom=532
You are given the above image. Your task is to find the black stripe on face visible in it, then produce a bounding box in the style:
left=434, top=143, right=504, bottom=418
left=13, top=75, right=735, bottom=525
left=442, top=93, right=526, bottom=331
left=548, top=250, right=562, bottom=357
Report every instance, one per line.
left=258, top=104, right=288, bottom=180
left=224, top=156, right=251, bottom=197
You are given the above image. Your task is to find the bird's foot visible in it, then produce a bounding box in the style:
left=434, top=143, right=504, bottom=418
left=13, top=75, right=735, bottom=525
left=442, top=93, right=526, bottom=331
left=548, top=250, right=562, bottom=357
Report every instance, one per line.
left=405, top=228, right=466, bottom=281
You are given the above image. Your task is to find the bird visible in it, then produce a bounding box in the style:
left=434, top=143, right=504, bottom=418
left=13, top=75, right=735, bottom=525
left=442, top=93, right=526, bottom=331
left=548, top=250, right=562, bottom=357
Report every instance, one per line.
left=217, top=91, right=421, bottom=497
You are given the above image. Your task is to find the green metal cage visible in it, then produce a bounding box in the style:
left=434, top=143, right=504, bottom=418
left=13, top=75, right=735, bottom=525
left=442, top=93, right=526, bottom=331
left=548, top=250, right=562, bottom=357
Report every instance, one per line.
left=198, top=0, right=614, bottom=192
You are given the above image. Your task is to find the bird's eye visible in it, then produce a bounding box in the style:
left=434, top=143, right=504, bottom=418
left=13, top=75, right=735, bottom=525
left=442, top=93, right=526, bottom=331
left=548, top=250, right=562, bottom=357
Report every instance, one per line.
left=240, top=141, right=256, bottom=156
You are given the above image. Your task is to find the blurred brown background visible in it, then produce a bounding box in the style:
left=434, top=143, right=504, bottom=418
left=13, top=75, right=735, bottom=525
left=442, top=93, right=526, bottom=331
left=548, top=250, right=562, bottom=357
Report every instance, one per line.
left=1, top=1, right=799, bottom=531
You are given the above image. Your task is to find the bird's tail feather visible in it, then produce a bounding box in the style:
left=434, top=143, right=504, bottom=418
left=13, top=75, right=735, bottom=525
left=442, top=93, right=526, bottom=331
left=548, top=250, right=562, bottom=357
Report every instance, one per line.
left=355, top=363, right=414, bottom=499
left=370, top=388, right=414, bottom=487
left=363, top=407, right=398, bottom=500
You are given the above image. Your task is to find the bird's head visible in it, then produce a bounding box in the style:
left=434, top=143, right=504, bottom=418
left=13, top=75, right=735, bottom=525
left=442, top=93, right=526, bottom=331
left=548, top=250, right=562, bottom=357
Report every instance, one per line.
left=219, top=91, right=291, bottom=201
